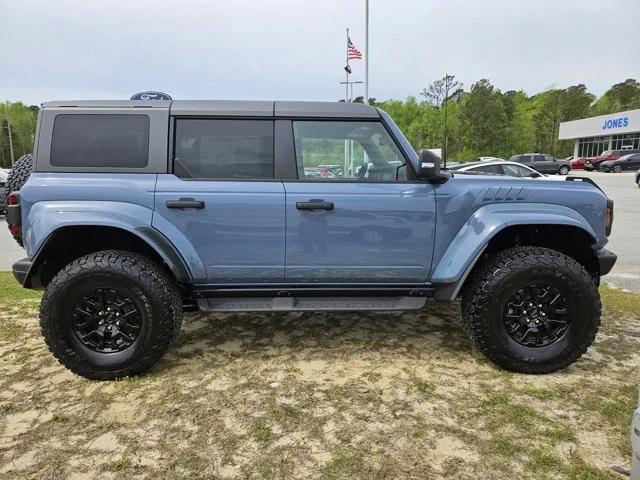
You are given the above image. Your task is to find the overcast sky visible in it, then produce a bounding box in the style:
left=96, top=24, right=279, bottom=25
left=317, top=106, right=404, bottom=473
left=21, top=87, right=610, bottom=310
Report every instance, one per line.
left=1, top=0, right=638, bottom=105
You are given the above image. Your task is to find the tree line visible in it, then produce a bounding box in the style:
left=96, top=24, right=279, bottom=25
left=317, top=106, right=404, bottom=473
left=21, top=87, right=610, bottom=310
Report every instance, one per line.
left=355, top=77, right=640, bottom=161
left=2, top=78, right=640, bottom=168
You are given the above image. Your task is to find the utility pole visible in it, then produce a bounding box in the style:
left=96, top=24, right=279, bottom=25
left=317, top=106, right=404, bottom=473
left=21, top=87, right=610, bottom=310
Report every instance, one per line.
left=4, top=102, right=14, bottom=165
left=345, top=28, right=350, bottom=102
left=364, top=0, right=369, bottom=104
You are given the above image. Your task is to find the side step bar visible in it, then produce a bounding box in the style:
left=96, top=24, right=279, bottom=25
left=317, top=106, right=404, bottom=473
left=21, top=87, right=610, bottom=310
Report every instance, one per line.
left=197, top=296, right=427, bottom=312
left=192, top=284, right=432, bottom=312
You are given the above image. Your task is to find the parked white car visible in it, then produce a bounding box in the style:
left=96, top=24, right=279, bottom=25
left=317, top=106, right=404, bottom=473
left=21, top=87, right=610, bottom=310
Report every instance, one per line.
left=447, top=160, right=565, bottom=180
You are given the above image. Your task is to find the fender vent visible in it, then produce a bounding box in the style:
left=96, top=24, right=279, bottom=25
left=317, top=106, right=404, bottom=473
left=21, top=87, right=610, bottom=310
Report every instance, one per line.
left=476, top=186, right=532, bottom=205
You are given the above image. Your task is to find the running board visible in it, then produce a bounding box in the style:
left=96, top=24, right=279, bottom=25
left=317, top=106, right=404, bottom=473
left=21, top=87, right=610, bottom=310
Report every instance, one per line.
left=197, top=296, right=426, bottom=312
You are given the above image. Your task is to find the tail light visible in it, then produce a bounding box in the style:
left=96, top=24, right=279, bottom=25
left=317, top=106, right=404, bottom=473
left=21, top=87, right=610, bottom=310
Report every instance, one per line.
left=7, top=192, right=18, bottom=205
left=9, top=224, right=21, bottom=236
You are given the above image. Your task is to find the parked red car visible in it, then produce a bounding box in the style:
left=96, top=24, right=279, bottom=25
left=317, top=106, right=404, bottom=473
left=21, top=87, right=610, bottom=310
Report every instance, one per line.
left=570, top=157, right=586, bottom=170
left=584, top=149, right=640, bottom=171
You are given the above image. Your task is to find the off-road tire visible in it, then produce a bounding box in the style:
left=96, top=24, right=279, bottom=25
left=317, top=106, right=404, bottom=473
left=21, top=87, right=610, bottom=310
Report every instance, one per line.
left=461, top=246, right=600, bottom=374
left=4, top=153, right=33, bottom=201
left=40, top=250, right=183, bottom=380
left=558, top=165, right=570, bottom=175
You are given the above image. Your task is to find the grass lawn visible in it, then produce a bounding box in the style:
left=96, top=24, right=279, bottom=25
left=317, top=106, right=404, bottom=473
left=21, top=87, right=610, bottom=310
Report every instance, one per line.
left=0, top=271, right=638, bottom=479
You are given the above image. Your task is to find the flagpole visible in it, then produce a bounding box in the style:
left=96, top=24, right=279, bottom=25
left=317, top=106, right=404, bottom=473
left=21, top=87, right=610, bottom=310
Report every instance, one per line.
left=345, top=28, right=350, bottom=102
left=364, top=0, right=369, bottom=104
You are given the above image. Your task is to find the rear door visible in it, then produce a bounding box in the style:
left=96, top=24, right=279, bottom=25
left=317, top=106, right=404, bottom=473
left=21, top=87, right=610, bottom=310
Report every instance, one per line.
left=153, top=118, right=286, bottom=284
left=283, top=120, right=436, bottom=284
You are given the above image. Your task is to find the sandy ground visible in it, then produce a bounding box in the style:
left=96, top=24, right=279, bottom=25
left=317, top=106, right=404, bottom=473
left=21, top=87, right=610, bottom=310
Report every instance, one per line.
left=0, top=285, right=638, bottom=479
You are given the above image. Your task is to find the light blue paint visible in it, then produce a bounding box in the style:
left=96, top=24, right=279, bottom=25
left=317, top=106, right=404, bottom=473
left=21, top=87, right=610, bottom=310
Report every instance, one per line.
left=153, top=175, right=286, bottom=283
left=283, top=181, right=436, bottom=283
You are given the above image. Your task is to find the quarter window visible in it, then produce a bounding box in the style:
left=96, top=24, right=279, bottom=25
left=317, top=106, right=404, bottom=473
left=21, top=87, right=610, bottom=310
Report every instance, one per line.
left=174, top=119, right=274, bottom=179
left=293, top=121, right=407, bottom=181
left=51, top=114, right=149, bottom=168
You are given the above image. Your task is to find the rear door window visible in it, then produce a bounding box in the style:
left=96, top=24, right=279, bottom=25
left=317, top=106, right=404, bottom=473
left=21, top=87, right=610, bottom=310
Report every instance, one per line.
left=174, top=119, right=274, bottom=179
left=50, top=114, right=149, bottom=167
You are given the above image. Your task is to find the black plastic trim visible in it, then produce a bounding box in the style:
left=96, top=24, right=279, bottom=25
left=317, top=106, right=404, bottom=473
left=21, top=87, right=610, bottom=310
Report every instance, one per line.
left=192, top=284, right=433, bottom=299
left=12, top=257, right=32, bottom=285
left=595, top=248, right=617, bottom=276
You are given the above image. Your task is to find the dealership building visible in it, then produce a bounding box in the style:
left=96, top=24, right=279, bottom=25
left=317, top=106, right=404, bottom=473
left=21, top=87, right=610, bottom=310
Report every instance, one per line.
left=558, top=108, right=640, bottom=158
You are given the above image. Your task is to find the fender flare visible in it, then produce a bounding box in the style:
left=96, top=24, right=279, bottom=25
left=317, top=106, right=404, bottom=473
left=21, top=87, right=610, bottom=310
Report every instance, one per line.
left=21, top=201, right=196, bottom=287
left=430, top=203, right=598, bottom=301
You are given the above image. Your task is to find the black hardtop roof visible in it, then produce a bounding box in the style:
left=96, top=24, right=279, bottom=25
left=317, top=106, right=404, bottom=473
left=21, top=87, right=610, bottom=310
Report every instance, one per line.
left=42, top=100, right=380, bottom=118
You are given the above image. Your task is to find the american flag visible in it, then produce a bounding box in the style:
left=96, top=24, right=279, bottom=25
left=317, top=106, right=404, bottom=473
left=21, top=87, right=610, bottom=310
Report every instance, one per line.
left=347, top=37, right=362, bottom=60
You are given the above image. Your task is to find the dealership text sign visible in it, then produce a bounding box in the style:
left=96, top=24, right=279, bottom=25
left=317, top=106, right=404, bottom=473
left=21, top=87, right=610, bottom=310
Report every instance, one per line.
left=602, top=116, right=629, bottom=130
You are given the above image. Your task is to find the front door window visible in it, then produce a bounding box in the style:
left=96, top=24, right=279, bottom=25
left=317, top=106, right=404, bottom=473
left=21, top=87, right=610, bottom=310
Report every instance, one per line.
left=293, top=121, right=408, bottom=181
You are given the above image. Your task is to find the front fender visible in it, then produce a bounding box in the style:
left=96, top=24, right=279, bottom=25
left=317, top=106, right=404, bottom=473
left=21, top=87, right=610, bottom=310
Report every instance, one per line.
left=430, top=202, right=597, bottom=285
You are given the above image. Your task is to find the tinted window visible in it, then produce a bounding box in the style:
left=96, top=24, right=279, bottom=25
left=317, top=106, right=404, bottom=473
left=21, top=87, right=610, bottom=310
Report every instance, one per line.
left=518, top=155, right=531, bottom=163
left=534, top=155, right=545, bottom=162
left=174, top=119, right=273, bottom=179
left=502, top=164, right=532, bottom=177
left=51, top=114, right=149, bottom=168
left=293, top=121, right=406, bottom=181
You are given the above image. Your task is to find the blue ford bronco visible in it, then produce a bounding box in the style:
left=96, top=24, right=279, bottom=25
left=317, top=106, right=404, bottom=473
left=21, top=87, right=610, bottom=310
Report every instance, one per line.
left=4, top=100, right=616, bottom=380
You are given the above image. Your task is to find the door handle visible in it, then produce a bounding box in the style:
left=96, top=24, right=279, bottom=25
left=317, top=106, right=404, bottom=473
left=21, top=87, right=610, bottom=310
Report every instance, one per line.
left=296, top=200, right=334, bottom=211
left=166, top=199, right=205, bottom=209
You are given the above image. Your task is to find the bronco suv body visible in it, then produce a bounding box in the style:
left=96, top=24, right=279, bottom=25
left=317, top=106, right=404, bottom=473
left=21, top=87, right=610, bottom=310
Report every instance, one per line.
left=6, top=100, right=616, bottom=380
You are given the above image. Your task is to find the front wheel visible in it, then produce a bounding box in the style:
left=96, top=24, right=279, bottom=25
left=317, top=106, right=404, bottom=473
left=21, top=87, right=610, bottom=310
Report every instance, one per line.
left=558, top=165, right=570, bottom=175
left=613, top=164, right=623, bottom=173
left=40, top=251, right=183, bottom=380
left=461, top=247, right=600, bottom=373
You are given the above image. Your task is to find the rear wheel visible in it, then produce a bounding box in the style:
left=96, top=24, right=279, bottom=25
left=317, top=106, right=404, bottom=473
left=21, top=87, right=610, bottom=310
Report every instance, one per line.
left=40, top=250, right=182, bottom=380
left=558, top=165, right=570, bottom=175
left=462, top=247, right=600, bottom=373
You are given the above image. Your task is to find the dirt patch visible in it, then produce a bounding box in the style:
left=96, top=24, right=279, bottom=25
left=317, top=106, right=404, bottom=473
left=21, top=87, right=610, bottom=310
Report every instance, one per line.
left=0, top=286, right=638, bottom=479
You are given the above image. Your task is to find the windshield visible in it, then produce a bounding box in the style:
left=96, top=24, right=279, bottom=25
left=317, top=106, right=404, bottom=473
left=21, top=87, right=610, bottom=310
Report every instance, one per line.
left=377, top=109, right=419, bottom=171
left=599, top=150, right=611, bottom=157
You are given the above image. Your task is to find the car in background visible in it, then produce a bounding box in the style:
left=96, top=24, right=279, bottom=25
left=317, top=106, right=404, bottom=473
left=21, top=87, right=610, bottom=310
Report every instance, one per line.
left=303, top=166, right=336, bottom=178
left=570, top=157, right=586, bottom=170
left=584, top=148, right=640, bottom=171
left=598, top=153, right=640, bottom=173
left=509, top=153, right=571, bottom=175
left=635, top=169, right=640, bottom=188
left=0, top=169, right=9, bottom=215
left=478, top=156, right=505, bottom=162
left=447, top=160, right=564, bottom=180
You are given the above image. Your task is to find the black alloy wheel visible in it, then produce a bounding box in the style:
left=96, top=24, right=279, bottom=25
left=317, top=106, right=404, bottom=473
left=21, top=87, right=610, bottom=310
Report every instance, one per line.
left=71, top=288, right=142, bottom=353
left=503, top=284, right=569, bottom=348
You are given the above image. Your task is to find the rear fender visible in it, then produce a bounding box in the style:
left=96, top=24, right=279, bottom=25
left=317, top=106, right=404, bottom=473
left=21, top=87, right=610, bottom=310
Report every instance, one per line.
left=23, top=201, right=202, bottom=284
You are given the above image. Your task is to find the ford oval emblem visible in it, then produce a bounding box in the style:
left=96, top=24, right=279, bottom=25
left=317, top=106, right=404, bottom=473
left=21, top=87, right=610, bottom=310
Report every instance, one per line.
left=130, top=91, right=172, bottom=101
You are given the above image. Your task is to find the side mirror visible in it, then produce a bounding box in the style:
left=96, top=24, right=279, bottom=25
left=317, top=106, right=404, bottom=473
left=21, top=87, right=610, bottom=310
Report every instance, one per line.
left=528, top=172, right=542, bottom=178
left=418, top=150, right=449, bottom=183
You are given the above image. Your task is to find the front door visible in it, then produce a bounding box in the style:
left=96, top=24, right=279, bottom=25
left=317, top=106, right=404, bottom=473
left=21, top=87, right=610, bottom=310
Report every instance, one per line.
left=284, top=120, right=436, bottom=284
left=153, top=118, right=285, bottom=284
